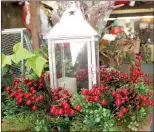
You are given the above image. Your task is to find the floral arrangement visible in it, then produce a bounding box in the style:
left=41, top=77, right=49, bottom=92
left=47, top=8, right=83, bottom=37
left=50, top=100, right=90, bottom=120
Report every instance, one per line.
left=2, top=54, right=153, bottom=131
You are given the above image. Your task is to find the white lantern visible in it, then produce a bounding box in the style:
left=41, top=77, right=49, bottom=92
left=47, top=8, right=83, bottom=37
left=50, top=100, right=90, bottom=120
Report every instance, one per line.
left=44, top=7, right=100, bottom=93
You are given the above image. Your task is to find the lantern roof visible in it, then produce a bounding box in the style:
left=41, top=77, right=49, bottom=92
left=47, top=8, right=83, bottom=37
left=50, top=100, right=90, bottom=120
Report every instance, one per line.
left=44, top=7, right=98, bottom=40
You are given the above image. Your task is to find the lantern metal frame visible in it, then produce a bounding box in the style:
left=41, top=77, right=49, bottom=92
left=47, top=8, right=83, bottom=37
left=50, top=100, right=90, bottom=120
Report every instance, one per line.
left=44, top=6, right=100, bottom=89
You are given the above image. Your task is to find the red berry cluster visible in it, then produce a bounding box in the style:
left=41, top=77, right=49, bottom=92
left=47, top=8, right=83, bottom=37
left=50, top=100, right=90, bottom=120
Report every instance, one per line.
left=6, top=79, right=44, bottom=111
left=139, top=92, right=154, bottom=107
left=117, top=107, right=128, bottom=118
left=56, top=43, right=70, bottom=49
left=111, top=90, right=129, bottom=106
left=23, top=73, right=45, bottom=90
left=51, top=87, right=72, bottom=100
left=49, top=101, right=82, bottom=116
left=81, top=84, right=109, bottom=105
left=130, top=61, right=152, bottom=86
left=50, top=87, right=82, bottom=116
left=100, top=68, right=129, bottom=83
left=74, top=68, right=88, bottom=81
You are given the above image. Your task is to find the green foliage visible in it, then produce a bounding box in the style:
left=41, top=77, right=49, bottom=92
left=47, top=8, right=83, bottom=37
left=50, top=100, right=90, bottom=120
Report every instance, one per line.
left=2, top=111, right=51, bottom=131
left=128, top=121, right=139, bottom=131
left=2, top=42, right=47, bottom=77
left=71, top=94, right=115, bottom=131
left=35, top=120, right=49, bottom=132
left=1, top=66, right=13, bottom=88
left=49, top=117, right=71, bottom=131
left=2, top=99, right=21, bottom=117
left=143, top=52, right=151, bottom=63
left=134, top=83, right=148, bottom=95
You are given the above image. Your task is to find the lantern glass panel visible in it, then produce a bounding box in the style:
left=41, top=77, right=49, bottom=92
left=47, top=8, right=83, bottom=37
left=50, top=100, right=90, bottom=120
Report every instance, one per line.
left=54, top=41, right=89, bottom=92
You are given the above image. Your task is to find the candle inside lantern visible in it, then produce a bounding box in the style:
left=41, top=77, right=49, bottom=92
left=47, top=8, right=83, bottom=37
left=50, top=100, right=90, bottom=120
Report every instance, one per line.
left=57, top=77, right=77, bottom=94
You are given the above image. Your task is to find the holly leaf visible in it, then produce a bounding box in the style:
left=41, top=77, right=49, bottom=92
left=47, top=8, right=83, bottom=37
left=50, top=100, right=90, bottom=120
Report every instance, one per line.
left=2, top=55, right=12, bottom=67
left=13, top=42, right=22, bottom=53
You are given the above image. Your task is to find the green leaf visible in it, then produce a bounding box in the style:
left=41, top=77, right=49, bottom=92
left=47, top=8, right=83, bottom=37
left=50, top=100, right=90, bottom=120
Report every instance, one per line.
left=2, top=53, right=5, bottom=63
left=25, top=56, right=38, bottom=73
left=95, top=117, right=100, bottom=123
left=12, top=48, right=34, bottom=64
left=2, top=55, right=12, bottom=67
left=13, top=42, right=22, bottom=53
left=35, top=56, right=47, bottom=76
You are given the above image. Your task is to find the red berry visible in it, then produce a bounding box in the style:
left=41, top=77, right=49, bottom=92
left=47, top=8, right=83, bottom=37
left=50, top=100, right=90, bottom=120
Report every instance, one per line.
left=26, top=99, right=32, bottom=106
left=70, top=109, right=76, bottom=116
left=93, top=96, right=100, bottom=102
left=54, top=96, right=59, bottom=100
left=135, top=62, right=140, bottom=67
left=139, top=95, right=144, bottom=100
left=14, top=85, right=18, bottom=89
left=76, top=105, right=82, bottom=111
left=63, top=103, right=70, bottom=109
left=121, top=108, right=128, bottom=113
left=143, top=96, right=148, bottom=101
left=101, top=100, right=107, bottom=106
left=122, top=89, right=128, bottom=95
left=50, top=108, right=56, bottom=114
left=136, top=105, right=140, bottom=109
left=137, top=56, right=143, bottom=60
left=30, top=87, right=35, bottom=91
left=18, top=98, right=23, bottom=104
left=81, top=89, right=89, bottom=95
left=111, top=91, right=117, bottom=97
left=115, top=99, right=122, bottom=106
left=58, top=108, right=64, bottom=115
left=38, top=95, right=44, bottom=101
left=32, top=90, right=37, bottom=94
left=147, top=92, right=153, bottom=97
left=115, top=94, right=121, bottom=99
left=85, top=97, right=90, bottom=102
left=148, top=100, right=153, bottom=105
left=64, top=108, right=71, bottom=115
left=51, top=105, right=57, bottom=110
left=35, top=97, right=40, bottom=102
left=17, top=88, right=22, bottom=93
left=31, top=96, right=35, bottom=101
left=145, top=73, right=149, bottom=77
left=32, top=105, right=37, bottom=111
left=117, top=112, right=123, bottom=118
left=18, top=93, right=23, bottom=98
left=142, top=102, right=147, bottom=107
left=104, top=86, right=110, bottom=90
left=6, top=86, right=11, bottom=91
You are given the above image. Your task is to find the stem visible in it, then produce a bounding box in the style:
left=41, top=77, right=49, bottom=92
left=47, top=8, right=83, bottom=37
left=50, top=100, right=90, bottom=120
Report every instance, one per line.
left=112, top=106, right=119, bottom=114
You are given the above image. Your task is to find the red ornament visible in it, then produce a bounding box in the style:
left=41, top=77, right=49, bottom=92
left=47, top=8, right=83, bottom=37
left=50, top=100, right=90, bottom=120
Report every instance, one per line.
left=110, top=26, right=124, bottom=35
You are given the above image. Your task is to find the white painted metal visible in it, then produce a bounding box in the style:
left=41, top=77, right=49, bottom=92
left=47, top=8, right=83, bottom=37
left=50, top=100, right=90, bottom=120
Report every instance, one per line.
left=44, top=7, right=97, bottom=39
left=61, top=44, right=65, bottom=77
left=48, top=40, right=54, bottom=88
left=91, top=36, right=97, bottom=85
left=51, top=43, right=57, bottom=88
left=87, top=40, right=93, bottom=89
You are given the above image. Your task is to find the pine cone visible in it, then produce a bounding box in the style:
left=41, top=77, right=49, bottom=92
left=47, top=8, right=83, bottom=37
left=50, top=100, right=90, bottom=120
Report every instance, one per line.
left=108, top=78, right=121, bottom=89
